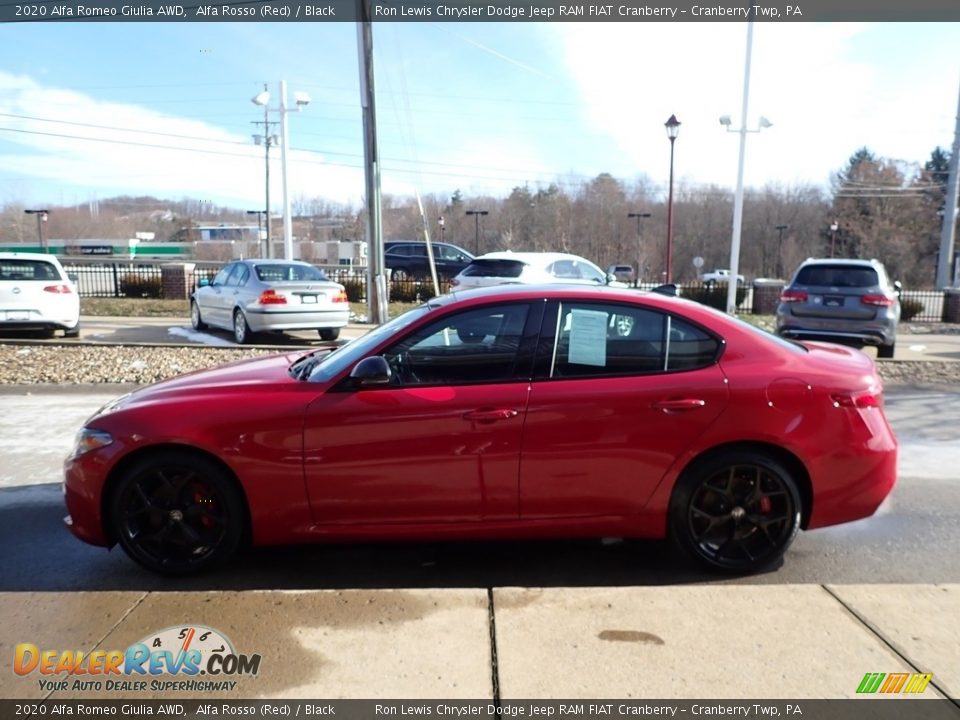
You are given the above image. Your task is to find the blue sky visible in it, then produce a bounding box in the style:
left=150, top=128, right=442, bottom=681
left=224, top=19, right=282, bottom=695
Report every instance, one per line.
left=1, top=21, right=958, bottom=211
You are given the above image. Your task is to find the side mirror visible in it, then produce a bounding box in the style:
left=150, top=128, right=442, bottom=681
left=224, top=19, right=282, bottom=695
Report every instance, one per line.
left=893, top=280, right=902, bottom=297
left=199, top=277, right=210, bottom=287
left=350, top=356, right=392, bottom=387
left=651, top=283, right=679, bottom=297
left=67, top=273, right=79, bottom=284
left=606, top=273, right=617, bottom=285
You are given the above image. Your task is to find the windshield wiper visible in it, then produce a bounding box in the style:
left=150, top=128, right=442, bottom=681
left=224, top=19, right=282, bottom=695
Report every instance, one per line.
left=288, top=349, right=333, bottom=381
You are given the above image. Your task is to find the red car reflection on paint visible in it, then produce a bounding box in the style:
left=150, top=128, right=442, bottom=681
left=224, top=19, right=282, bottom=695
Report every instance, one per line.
left=64, top=285, right=897, bottom=575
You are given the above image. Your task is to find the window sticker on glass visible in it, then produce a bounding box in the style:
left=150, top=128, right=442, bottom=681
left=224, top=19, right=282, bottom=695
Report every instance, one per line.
left=568, top=309, right=608, bottom=367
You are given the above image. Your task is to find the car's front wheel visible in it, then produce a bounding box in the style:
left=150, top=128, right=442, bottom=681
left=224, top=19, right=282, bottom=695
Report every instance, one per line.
left=318, top=328, right=340, bottom=341
left=669, top=451, right=801, bottom=574
left=108, top=451, right=245, bottom=574
left=190, top=300, right=207, bottom=331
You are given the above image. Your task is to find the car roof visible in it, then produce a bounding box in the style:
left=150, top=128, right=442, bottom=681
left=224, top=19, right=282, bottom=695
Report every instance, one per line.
left=470, top=251, right=595, bottom=266
left=0, top=252, right=63, bottom=264
left=798, top=257, right=884, bottom=267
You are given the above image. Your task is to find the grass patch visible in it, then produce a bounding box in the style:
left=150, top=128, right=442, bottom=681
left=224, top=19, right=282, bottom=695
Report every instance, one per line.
left=81, top=297, right=424, bottom=321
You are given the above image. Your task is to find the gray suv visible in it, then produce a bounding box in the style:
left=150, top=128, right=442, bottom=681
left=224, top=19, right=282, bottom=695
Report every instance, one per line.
left=775, top=258, right=901, bottom=358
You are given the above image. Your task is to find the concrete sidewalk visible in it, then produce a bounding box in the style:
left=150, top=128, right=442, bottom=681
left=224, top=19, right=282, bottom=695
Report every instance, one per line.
left=2, top=585, right=957, bottom=700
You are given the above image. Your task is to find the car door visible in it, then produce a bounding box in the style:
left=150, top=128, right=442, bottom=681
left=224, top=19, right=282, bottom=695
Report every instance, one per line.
left=302, top=301, right=541, bottom=525
left=519, top=300, right=729, bottom=519
left=197, top=264, right=233, bottom=328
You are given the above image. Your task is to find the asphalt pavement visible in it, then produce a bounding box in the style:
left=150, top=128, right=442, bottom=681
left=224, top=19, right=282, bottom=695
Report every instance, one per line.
left=0, top=384, right=958, bottom=701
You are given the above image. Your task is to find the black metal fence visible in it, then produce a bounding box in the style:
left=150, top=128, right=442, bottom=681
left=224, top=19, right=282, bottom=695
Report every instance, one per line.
left=61, top=259, right=957, bottom=323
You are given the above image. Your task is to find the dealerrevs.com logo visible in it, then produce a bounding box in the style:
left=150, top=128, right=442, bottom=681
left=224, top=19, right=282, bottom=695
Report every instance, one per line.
left=13, top=625, right=261, bottom=693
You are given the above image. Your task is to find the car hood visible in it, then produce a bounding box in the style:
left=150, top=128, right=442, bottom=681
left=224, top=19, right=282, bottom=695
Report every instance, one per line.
left=112, top=351, right=308, bottom=409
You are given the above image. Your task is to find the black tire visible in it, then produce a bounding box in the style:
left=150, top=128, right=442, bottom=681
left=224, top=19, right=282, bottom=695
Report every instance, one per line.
left=877, top=343, right=895, bottom=359
left=63, top=323, right=80, bottom=338
left=318, top=328, right=340, bottom=341
left=669, top=451, right=801, bottom=574
left=233, top=309, right=253, bottom=344
left=108, top=451, right=244, bottom=574
left=190, top=300, right=207, bottom=331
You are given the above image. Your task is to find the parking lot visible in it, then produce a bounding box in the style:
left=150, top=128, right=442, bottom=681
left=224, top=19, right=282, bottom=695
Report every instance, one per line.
left=1, top=382, right=958, bottom=700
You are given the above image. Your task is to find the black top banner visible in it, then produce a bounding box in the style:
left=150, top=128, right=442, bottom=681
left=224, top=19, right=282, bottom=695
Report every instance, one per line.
left=5, top=0, right=960, bottom=22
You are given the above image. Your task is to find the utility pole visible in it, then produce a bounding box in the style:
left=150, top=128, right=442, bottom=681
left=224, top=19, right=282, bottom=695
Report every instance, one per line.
left=357, top=2, right=387, bottom=325
left=251, top=84, right=278, bottom=259
left=936, top=76, right=960, bottom=289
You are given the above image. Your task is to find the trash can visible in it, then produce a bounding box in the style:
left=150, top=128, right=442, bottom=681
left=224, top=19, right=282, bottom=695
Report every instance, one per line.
left=942, top=288, right=960, bottom=323
left=752, top=279, right=785, bottom=315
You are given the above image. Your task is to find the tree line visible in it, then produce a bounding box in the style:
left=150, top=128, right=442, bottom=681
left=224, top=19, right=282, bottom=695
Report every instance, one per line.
left=1, top=146, right=954, bottom=287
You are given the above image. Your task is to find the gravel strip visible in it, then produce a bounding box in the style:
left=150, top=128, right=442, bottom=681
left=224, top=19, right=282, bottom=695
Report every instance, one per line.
left=1, top=343, right=958, bottom=387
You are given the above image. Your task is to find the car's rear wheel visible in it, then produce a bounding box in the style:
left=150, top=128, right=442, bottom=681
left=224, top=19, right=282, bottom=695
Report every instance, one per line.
left=64, top=323, right=80, bottom=338
left=877, top=342, right=895, bottom=359
left=108, top=452, right=244, bottom=574
left=233, top=309, right=253, bottom=344
left=391, top=268, right=410, bottom=281
left=190, top=300, right=207, bottom=331
left=669, top=451, right=801, bottom=573
left=318, top=328, right=340, bottom=341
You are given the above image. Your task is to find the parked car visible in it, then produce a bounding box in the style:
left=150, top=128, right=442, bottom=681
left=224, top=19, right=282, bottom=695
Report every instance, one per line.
left=608, top=264, right=636, bottom=284
left=65, top=284, right=897, bottom=575
left=451, top=251, right=614, bottom=290
left=384, top=241, right=474, bottom=281
left=699, top=268, right=745, bottom=285
left=775, top=258, right=901, bottom=358
left=0, top=252, right=80, bottom=337
left=190, top=259, right=349, bottom=344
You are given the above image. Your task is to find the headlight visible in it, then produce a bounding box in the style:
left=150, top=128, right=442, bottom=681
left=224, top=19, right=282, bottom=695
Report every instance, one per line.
left=70, top=428, right=113, bottom=458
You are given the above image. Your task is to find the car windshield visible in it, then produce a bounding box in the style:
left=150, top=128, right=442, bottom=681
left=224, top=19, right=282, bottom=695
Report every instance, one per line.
left=254, top=264, right=328, bottom=282
left=462, top=259, right=526, bottom=278
left=301, top=303, right=435, bottom=382
left=795, top=265, right=879, bottom=287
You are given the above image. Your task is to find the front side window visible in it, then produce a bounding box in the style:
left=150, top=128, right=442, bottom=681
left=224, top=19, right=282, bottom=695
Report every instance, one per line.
left=225, top=264, right=249, bottom=287
left=383, top=303, right=531, bottom=386
left=542, top=302, right=720, bottom=378
left=211, top=265, right=233, bottom=286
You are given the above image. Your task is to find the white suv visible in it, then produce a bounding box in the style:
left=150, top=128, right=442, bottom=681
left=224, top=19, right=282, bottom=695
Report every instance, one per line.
left=0, top=253, right=81, bottom=337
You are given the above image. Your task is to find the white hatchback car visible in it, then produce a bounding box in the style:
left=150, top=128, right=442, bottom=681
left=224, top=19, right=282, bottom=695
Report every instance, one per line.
left=0, top=252, right=80, bottom=337
left=450, top=251, right=615, bottom=290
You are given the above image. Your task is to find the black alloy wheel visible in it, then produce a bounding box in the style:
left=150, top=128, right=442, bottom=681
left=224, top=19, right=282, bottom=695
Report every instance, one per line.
left=110, top=452, right=244, bottom=574
left=670, top=451, right=801, bottom=573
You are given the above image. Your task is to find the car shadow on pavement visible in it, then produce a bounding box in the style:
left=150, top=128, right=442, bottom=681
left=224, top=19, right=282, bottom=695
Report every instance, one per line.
left=0, top=483, right=768, bottom=592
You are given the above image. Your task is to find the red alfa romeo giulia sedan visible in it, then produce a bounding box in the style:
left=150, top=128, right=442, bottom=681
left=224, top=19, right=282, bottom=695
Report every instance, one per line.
left=63, top=285, right=897, bottom=575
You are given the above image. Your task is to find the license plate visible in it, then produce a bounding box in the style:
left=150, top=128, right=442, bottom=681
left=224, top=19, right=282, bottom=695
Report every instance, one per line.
left=823, top=295, right=844, bottom=307
left=5, top=311, right=29, bottom=320
left=300, top=295, right=318, bottom=304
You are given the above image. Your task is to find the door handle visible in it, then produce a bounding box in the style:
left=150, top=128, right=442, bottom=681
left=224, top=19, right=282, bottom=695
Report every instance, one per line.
left=463, top=408, right=519, bottom=423
left=653, top=398, right=706, bottom=413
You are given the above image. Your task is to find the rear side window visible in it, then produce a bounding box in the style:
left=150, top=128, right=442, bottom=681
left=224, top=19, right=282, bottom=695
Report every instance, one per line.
left=795, top=265, right=879, bottom=287
left=0, top=260, right=61, bottom=281
left=544, top=302, right=720, bottom=378
left=462, top=260, right=526, bottom=278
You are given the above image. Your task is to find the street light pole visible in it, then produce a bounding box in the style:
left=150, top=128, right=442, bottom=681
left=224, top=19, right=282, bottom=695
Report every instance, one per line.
left=664, top=115, right=681, bottom=283
left=465, top=210, right=488, bottom=255
left=438, top=215, right=445, bottom=244
left=24, top=209, right=49, bottom=252
left=830, top=221, right=839, bottom=257
left=628, top=211, right=651, bottom=287
left=775, top=224, right=788, bottom=278
left=247, top=210, right=267, bottom=256
left=251, top=85, right=275, bottom=259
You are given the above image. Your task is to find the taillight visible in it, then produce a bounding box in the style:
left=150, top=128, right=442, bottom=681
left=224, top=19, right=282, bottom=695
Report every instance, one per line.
left=831, top=391, right=881, bottom=409
left=43, top=284, right=73, bottom=294
left=258, top=290, right=287, bottom=305
left=780, top=289, right=807, bottom=303
left=861, top=294, right=893, bottom=307
left=333, top=288, right=348, bottom=303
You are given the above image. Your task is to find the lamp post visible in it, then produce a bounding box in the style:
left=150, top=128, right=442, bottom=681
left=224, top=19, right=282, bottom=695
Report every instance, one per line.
left=775, top=224, right=788, bottom=278
left=252, top=81, right=311, bottom=261
left=465, top=210, right=488, bottom=255
left=24, top=209, right=49, bottom=252
left=247, top=210, right=267, bottom=256
left=720, top=20, right=773, bottom=314
left=438, top=215, right=445, bottom=244
left=829, top=221, right=839, bottom=258
left=251, top=85, right=276, bottom=259
left=628, top=211, right=651, bottom=286
left=664, top=115, right=681, bottom=283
